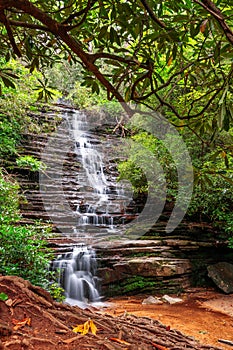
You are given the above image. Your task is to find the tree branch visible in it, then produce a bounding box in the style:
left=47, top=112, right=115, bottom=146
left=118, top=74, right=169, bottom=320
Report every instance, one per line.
left=140, top=0, right=166, bottom=29
left=133, top=55, right=213, bottom=102
left=194, top=0, right=233, bottom=46
left=0, top=9, right=21, bottom=56
left=0, top=0, right=134, bottom=115
left=9, top=19, right=48, bottom=31
left=62, top=0, right=96, bottom=24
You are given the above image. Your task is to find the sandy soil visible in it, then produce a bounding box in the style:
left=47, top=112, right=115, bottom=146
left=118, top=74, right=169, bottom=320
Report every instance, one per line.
left=104, top=288, right=233, bottom=350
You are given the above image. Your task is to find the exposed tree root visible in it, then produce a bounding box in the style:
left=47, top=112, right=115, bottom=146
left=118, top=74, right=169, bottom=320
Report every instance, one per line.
left=0, top=276, right=222, bottom=350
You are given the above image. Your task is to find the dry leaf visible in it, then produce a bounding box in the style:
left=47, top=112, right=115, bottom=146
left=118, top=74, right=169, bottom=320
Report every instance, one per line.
left=83, top=37, right=93, bottom=43
left=89, top=320, right=97, bottom=335
left=109, top=337, right=131, bottom=346
left=200, top=19, right=208, bottom=33
left=12, top=317, right=31, bottom=330
left=73, top=319, right=98, bottom=335
left=167, top=56, right=173, bottom=66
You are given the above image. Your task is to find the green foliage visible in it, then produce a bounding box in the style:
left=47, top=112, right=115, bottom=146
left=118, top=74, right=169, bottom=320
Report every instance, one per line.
left=0, top=223, right=53, bottom=287
left=16, top=155, right=46, bottom=172
left=33, top=77, right=61, bottom=103
left=0, top=292, right=8, bottom=301
left=68, top=81, right=108, bottom=109
left=0, top=68, right=19, bottom=94
left=0, top=170, right=54, bottom=289
left=118, top=129, right=178, bottom=199
left=48, top=282, right=65, bottom=302
left=0, top=170, right=20, bottom=224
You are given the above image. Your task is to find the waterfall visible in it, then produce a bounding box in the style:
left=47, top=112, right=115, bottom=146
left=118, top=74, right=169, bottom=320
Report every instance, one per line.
left=51, top=245, right=102, bottom=308
left=51, top=109, right=133, bottom=307
left=72, top=111, right=131, bottom=238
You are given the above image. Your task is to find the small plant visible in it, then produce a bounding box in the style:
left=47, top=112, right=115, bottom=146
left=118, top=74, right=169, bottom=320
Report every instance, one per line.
left=47, top=282, right=65, bottom=302
left=0, top=292, right=8, bottom=301
left=16, top=155, right=46, bottom=172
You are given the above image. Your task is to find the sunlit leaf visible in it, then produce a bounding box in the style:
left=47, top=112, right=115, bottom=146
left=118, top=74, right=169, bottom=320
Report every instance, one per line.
left=73, top=319, right=98, bottom=335
left=12, top=317, right=31, bottom=330
left=89, top=320, right=97, bottom=335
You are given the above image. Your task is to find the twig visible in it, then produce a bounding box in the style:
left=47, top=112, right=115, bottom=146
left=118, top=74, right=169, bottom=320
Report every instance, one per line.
left=218, top=339, right=233, bottom=346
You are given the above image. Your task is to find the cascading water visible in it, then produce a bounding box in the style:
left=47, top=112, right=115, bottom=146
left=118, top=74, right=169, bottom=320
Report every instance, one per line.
left=51, top=245, right=102, bottom=308
left=51, top=109, right=133, bottom=307
left=73, top=111, right=129, bottom=235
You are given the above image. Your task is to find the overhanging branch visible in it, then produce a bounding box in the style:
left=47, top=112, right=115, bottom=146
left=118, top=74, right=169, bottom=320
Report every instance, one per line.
left=194, top=0, right=233, bottom=46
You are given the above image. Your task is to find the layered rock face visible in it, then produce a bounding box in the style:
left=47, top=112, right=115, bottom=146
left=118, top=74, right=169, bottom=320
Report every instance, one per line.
left=14, top=105, right=233, bottom=296
left=94, top=237, right=233, bottom=296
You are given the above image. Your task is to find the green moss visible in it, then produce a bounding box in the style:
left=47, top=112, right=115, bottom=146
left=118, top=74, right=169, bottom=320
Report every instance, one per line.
left=107, top=276, right=165, bottom=296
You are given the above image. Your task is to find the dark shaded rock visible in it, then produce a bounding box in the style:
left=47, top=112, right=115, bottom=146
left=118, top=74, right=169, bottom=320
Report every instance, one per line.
left=207, top=262, right=233, bottom=293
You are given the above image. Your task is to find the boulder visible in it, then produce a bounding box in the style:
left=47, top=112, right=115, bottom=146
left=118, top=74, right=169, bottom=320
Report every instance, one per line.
left=162, top=294, right=183, bottom=304
left=142, top=296, right=163, bottom=305
left=207, top=262, right=233, bottom=294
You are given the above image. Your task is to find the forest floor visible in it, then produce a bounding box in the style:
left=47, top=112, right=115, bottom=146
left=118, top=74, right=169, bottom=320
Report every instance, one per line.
left=104, top=289, right=233, bottom=350
left=0, top=276, right=232, bottom=350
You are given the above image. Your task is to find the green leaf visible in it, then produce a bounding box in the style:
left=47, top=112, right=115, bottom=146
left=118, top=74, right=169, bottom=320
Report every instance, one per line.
left=110, top=6, right=116, bottom=21
left=125, top=86, right=131, bottom=102
left=158, top=3, right=163, bottom=17
left=1, top=76, right=15, bottom=89
left=218, top=103, right=226, bottom=129
left=98, top=26, right=108, bottom=40
left=91, top=81, right=100, bottom=94
left=223, top=110, right=230, bottom=131
left=228, top=104, right=233, bottom=120
left=190, top=22, right=200, bottom=38
left=0, top=292, right=8, bottom=301
left=37, top=90, right=44, bottom=100
left=218, top=173, right=233, bottom=185
left=218, top=85, right=228, bottom=105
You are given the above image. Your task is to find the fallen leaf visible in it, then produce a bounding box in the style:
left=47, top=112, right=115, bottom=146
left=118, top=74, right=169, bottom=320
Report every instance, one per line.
left=89, top=319, right=97, bottom=335
left=73, top=319, right=98, bottom=335
left=12, top=317, right=31, bottom=330
left=109, top=337, right=131, bottom=346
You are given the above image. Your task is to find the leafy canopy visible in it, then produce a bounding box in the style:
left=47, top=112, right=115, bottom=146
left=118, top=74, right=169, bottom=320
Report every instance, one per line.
left=0, top=0, right=233, bottom=135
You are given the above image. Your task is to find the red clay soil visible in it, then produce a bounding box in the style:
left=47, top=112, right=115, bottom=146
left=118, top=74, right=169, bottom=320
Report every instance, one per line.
left=104, top=289, right=233, bottom=350
left=0, top=276, right=231, bottom=350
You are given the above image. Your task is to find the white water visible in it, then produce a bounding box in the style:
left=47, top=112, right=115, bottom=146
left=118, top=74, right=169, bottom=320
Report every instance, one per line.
left=52, top=110, right=133, bottom=307
left=73, top=111, right=130, bottom=233
left=51, top=245, right=104, bottom=308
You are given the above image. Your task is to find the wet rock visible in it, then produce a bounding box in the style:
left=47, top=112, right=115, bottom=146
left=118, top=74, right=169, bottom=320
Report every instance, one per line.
left=162, top=295, right=183, bottom=304
left=207, top=262, right=233, bottom=294
left=142, top=296, right=163, bottom=305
